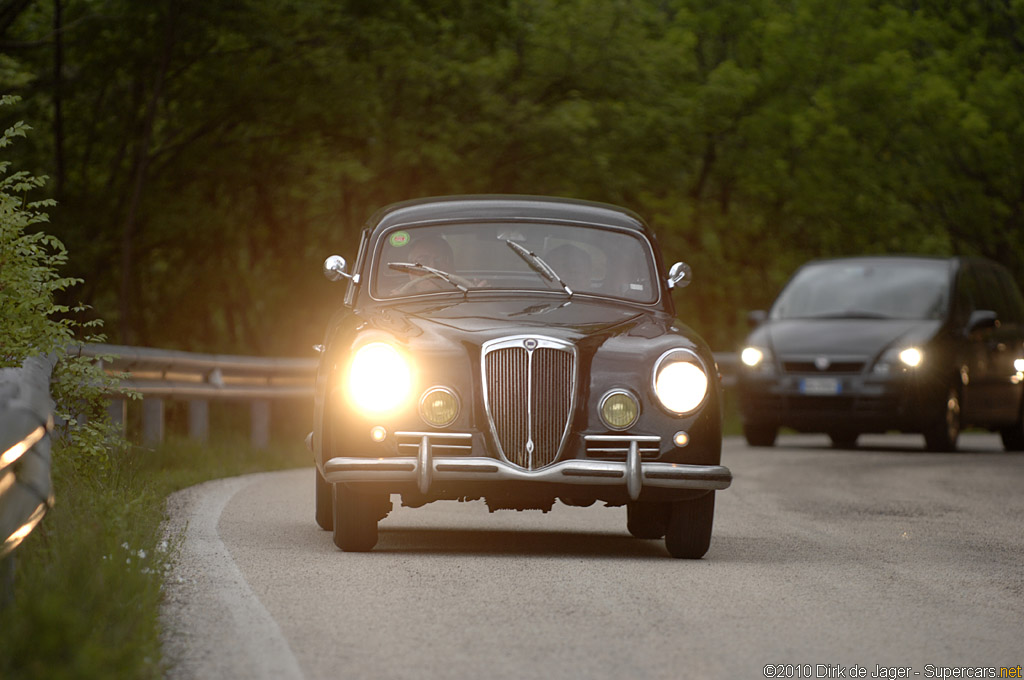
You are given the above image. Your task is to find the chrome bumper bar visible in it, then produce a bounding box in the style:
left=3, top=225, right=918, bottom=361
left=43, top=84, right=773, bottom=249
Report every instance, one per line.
left=323, top=433, right=731, bottom=501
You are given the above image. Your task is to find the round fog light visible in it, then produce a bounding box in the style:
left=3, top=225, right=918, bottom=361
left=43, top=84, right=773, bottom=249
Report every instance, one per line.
left=599, top=390, right=640, bottom=430
left=673, top=431, right=690, bottom=447
left=419, top=387, right=459, bottom=427
left=370, top=426, right=387, bottom=443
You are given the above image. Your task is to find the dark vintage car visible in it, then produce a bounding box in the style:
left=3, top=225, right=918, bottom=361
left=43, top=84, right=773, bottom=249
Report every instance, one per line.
left=310, top=195, right=731, bottom=558
left=737, top=255, right=1024, bottom=451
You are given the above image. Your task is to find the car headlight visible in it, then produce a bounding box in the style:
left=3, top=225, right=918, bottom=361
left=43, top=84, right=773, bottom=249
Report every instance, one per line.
left=740, top=345, right=773, bottom=372
left=874, top=345, right=923, bottom=375
left=599, top=390, right=640, bottom=430
left=347, top=342, right=414, bottom=414
left=652, top=349, right=709, bottom=415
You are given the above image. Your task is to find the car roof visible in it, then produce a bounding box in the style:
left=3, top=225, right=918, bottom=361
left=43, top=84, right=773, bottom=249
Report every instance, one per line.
left=365, top=194, right=650, bottom=234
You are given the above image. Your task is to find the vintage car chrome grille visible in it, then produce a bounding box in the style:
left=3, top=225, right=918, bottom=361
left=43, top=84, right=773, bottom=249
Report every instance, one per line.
left=482, top=336, right=576, bottom=471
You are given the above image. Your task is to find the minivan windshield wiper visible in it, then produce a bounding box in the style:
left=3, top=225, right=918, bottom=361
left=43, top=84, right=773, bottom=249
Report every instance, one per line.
left=387, top=262, right=469, bottom=295
left=504, top=239, right=573, bottom=297
left=802, top=311, right=896, bottom=320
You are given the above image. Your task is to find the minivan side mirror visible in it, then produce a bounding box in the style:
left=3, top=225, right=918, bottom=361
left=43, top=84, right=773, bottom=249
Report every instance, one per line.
left=667, top=261, right=692, bottom=289
left=966, top=309, right=998, bottom=334
left=747, top=310, right=768, bottom=327
left=323, top=255, right=354, bottom=282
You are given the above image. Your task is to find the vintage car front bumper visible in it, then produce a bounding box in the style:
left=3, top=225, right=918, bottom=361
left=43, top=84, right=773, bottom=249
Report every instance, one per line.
left=322, top=431, right=732, bottom=501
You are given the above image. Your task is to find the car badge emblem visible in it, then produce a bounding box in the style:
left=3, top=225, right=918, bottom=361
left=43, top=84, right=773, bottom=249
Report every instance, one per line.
left=815, top=357, right=831, bottom=371
left=523, top=338, right=538, bottom=350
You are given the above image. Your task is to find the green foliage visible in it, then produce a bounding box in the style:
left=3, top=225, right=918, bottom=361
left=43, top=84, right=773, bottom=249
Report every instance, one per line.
left=2, top=0, right=1022, bottom=351
left=0, top=96, right=127, bottom=471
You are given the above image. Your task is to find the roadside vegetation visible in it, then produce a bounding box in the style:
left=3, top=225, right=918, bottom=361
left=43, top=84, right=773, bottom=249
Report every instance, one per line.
left=1, top=98, right=308, bottom=679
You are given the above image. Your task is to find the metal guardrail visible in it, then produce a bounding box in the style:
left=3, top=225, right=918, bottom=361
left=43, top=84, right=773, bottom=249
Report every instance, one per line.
left=73, top=343, right=317, bottom=448
left=1, top=355, right=57, bottom=603
left=71, top=344, right=736, bottom=449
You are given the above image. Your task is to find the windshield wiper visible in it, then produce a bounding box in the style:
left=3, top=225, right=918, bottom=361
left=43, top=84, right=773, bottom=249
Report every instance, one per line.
left=504, top=239, right=573, bottom=297
left=387, top=262, right=469, bottom=295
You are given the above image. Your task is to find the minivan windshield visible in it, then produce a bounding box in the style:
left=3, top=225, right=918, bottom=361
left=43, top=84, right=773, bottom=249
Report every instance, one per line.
left=771, top=259, right=950, bottom=321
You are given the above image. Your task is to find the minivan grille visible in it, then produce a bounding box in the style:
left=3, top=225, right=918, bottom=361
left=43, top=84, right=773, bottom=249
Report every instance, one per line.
left=482, top=337, right=576, bottom=470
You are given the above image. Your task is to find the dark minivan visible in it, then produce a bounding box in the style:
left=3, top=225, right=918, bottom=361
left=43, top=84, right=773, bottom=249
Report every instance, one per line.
left=737, top=255, right=1024, bottom=451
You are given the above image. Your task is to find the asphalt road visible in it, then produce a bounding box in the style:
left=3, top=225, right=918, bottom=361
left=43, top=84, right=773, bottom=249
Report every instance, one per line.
left=160, top=433, right=1023, bottom=680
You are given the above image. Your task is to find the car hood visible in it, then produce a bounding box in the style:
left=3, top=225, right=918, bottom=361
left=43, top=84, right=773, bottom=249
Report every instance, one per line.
left=358, top=296, right=680, bottom=347
left=748, top=318, right=942, bottom=358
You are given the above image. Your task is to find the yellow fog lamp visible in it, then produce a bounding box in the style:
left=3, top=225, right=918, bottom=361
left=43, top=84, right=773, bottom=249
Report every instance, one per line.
left=419, top=387, right=460, bottom=427
left=599, top=390, right=640, bottom=430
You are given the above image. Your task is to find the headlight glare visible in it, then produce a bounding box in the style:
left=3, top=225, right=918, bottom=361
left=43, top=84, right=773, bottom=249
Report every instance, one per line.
left=599, top=390, right=640, bottom=430
left=653, top=351, right=709, bottom=414
left=347, top=342, right=413, bottom=414
left=741, top=346, right=765, bottom=367
left=898, top=347, right=923, bottom=368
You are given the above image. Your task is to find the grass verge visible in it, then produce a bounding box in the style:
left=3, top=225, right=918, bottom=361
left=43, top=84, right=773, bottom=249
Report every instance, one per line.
left=0, top=434, right=308, bottom=680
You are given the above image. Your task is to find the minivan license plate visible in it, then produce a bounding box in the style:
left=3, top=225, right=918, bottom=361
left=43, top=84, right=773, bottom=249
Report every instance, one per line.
left=800, top=377, right=841, bottom=395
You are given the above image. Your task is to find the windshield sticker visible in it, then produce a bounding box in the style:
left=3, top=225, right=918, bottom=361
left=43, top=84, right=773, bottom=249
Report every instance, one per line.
left=389, top=231, right=411, bottom=248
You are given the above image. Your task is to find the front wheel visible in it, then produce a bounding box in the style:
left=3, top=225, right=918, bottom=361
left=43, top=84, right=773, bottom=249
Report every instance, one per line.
left=743, top=422, right=778, bottom=447
left=332, top=485, right=389, bottom=552
left=626, top=501, right=670, bottom=539
left=664, top=491, right=715, bottom=559
left=923, top=384, right=961, bottom=452
left=315, top=467, right=333, bottom=531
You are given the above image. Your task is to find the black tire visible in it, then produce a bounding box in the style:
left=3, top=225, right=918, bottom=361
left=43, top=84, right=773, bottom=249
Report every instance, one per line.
left=332, top=485, right=384, bottom=552
left=828, top=431, right=859, bottom=449
left=923, top=383, right=961, bottom=452
left=664, top=491, right=715, bottom=559
left=743, top=422, right=778, bottom=447
left=999, top=400, right=1024, bottom=451
left=315, top=467, right=333, bottom=531
left=626, top=501, right=670, bottom=539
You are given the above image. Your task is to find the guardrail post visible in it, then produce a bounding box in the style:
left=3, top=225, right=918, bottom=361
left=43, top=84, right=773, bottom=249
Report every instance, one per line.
left=188, top=400, right=209, bottom=443
left=107, top=398, right=126, bottom=435
left=143, top=398, right=165, bottom=446
left=251, top=400, right=270, bottom=449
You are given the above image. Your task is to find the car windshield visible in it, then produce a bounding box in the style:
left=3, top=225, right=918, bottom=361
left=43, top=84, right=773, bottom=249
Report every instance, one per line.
left=770, top=260, right=950, bottom=321
left=371, top=222, right=658, bottom=303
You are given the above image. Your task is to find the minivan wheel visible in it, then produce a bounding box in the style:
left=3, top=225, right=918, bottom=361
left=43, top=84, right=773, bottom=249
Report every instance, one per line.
left=923, top=384, right=961, bottom=452
left=743, top=422, right=778, bottom=447
left=999, top=401, right=1024, bottom=451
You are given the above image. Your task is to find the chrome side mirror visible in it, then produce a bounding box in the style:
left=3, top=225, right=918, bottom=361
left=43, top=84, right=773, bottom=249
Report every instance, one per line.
left=323, top=255, right=352, bottom=282
left=667, top=261, right=692, bottom=289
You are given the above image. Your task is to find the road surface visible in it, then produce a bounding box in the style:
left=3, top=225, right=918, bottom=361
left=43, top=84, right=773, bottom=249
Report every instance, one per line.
left=160, top=433, right=1023, bottom=680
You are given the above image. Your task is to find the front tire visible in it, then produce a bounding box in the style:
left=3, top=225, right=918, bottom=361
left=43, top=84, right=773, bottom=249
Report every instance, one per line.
left=332, top=485, right=388, bottom=552
left=999, top=400, right=1024, bottom=451
left=743, top=422, right=778, bottom=447
left=626, top=501, right=670, bottom=539
left=315, top=467, right=333, bottom=531
left=664, top=491, right=715, bottom=559
left=923, top=384, right=961, bottom=452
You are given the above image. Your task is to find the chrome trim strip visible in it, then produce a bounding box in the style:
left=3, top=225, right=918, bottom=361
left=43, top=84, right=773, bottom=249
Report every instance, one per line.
left=323, top=455, right=732, bottom=492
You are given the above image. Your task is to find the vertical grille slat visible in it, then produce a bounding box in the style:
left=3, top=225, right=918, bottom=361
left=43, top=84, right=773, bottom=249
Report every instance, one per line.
left=483, top=338, right=575, bottom=471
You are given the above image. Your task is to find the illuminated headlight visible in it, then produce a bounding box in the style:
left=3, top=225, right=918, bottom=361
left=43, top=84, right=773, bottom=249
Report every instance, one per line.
left=653, top=350, right=709, bottom=415
left=347, top=342, right=413, bottom=414
left=599, top=390, right=640, bottom=430
left=741, top=346, right=773, bottom=372
left=874, top=346, right=923, bottom=375
left=419, top=387, right=460, bottom=427
left=898, top=347, right=923, bottom=367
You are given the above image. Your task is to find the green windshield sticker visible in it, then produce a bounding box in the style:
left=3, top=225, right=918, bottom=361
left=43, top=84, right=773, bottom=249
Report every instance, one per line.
left=389, top=231, right=411, bottom=247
